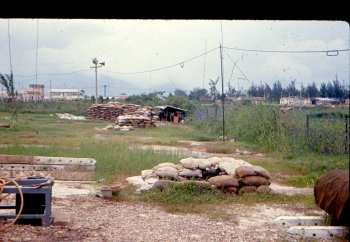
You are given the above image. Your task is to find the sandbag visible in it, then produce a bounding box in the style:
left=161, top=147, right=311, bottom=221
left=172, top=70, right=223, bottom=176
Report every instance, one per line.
left=235, top=166, right=256, bottom=178
left=197, top=158, right=213, bottom=169
left=180, top=157, right=199, bottom=170
left=178, top=168, right=202, bottom=178
left=141, top=169, right=157, bottom=179
left=218, top=159, right=251, bottom=176
left=314, top=169, right=349, bottom=226
left=252, top=166, right=271, bottom=179
left=239, top=185, right=257, bottom=193
left=256, top=185, right=272, bottom=194
left=239, top=175, right=270, bottom=186
left=208, top=175, right=239, bottom=188
left=154, top=166, right=179, bottom=180
left=208, top=157, right=222, bottom=166
left=152, top=162, right=177, bottom=170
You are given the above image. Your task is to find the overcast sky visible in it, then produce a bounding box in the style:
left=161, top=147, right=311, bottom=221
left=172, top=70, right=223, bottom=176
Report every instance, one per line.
left=0, top=19, right=349, bottom=97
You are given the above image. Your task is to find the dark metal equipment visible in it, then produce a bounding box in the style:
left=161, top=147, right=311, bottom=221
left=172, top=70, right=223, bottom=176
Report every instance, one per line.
left=0, top=178, right=52, bottom=226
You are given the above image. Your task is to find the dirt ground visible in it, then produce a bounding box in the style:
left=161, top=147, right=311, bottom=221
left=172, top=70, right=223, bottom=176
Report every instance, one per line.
left=0, top=141, right=345, bottom=241
left=1, top=186, right=326, bottom=242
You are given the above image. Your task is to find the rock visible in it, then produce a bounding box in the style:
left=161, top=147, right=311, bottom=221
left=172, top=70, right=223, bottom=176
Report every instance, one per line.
left=52, top=209, right=72, bottom=226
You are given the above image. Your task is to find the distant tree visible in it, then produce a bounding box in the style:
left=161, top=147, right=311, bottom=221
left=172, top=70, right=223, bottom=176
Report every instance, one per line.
left=167, top=95, right=188, bottom=109
left=174, top=89, right=187, bottom=97
left=0, top=71, right=15, bottom=101
left=264, top=83, right=272, bottom=100
left=306, top=82, right=319, bottom=98
left=247, top=84, right=258, bottom=96
left=208, top=77, right=219, bottom=101
left=320, top=83, right=327, bottom=97
left=126, top=91, right=165, bottom=106
left=332, top=77, right=343, bottom=98
left=188, top=87, right=208, bottom=101
left=226, top=81, right=236, bottom=97
left=326, top=82, right=334, bottom=98
left=272, top=81, right=283, bottom=102
left=257, top=83, right=264, bottom=97
left=286, top=80, right=298, bottom=97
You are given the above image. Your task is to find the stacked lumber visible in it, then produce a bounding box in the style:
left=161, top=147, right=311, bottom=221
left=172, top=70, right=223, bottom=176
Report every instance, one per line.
left=86, top=102, right=156, bottom=128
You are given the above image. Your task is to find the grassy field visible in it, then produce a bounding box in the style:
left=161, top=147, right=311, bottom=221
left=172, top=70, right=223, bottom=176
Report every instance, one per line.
left=0, top=104, right=348, bottom=214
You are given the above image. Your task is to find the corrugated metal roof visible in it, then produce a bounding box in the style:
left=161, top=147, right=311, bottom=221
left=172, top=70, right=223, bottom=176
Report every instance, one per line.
left=154, top=105, right=186, bottom=112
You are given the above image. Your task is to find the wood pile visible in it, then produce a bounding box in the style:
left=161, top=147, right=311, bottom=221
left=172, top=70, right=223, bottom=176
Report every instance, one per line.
left=87, top=102, right=156, bottom=128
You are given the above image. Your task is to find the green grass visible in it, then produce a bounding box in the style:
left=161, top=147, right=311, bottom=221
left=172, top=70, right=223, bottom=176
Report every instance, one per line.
left=0, top=105, right=348, bottom=216
left=137, top=181, right=226, bottom=213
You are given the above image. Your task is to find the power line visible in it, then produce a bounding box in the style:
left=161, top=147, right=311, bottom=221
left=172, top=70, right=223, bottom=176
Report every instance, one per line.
left=13, top=69, right=90, bottom=78
left=224, top=46, right=350, bottom=54
left=223, top=49, right=253, bottom=86
left=7, top=20, right=13, bottom=73
left=101, top=46, right=219, bottom=75
left=227, top=56, right=240, bottom=84
left=35, top=19, right=39, bottom=102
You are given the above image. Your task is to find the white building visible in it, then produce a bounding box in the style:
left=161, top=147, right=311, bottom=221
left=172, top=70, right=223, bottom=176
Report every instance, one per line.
left=50, top=88, right=85, bottom=100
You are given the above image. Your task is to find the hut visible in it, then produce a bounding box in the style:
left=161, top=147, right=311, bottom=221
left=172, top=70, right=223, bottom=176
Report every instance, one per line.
left=154, top=105, right=186, bottom=123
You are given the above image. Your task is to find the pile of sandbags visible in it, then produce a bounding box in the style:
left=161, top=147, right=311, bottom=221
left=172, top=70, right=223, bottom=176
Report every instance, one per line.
left=86, top=102, right=156, bottom=124
left=87, top=102, right=157, bottom=129
left=126, top=156, right=271, bottom=194
left=235, top=166, right=271, bottom=194
left=116, top=114, right=155, bottom=128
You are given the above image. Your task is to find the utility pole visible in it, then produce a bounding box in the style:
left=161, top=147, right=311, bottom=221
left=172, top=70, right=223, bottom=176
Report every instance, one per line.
left=90, top=58, right=105, bottom=104
left=149, top=62, right=152, bottom=93
left=220, top=44, right=225, bottom=141
left=202, top=39, right=207, bottom=89
left=104, top=84, right=107, bottom=98
left=49, top=80, right=51, bottom=101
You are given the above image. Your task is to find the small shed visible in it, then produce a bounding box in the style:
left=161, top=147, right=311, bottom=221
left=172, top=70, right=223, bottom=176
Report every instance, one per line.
left=154, top=105, right=186, bottom=123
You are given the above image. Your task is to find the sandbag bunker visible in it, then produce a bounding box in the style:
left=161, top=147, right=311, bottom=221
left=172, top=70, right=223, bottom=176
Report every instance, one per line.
left=127, top=157, right=272, bottom=194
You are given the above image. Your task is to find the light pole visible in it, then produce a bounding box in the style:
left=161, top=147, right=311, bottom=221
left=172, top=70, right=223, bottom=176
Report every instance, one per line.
left=91, top=57, right=105, bottom=104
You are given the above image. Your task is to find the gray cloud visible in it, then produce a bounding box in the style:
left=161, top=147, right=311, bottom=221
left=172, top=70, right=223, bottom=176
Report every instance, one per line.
left=0, top=19, right=348, bottom=96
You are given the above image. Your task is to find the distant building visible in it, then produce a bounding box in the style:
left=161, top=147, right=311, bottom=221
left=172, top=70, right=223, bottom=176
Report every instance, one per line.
left=50, top=88, right=85, bottom=100
left=280, top=97, right=311, bottom=106
left=116, top=94, right=128, bottom=101
left=226, top=96, right=265, bottom=104
left=311, top=97, right=340, bottom=106
left=18, top=84, right=45, bottom=101
left=154, top=105, right=186, bottom=124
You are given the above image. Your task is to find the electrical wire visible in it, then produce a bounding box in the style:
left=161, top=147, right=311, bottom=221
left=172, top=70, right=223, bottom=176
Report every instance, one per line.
left=0, top=177, right=24, bottom=232
left=223, top=48, right=253, bottom=86
left=7, top=20, right=13, bottom=74
left=13, top=69, right=90, bottom=78
left=102, top=46, right=220, bottom=75
left=224, top=46, right=350, bottom=54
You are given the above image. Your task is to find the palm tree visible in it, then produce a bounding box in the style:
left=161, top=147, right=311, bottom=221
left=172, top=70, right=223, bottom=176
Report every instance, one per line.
left=0, top=71, right=15, bottom=101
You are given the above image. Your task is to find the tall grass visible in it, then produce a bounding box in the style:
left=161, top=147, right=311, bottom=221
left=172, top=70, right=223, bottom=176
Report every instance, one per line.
left=191, top=103, right=349, bottom=155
